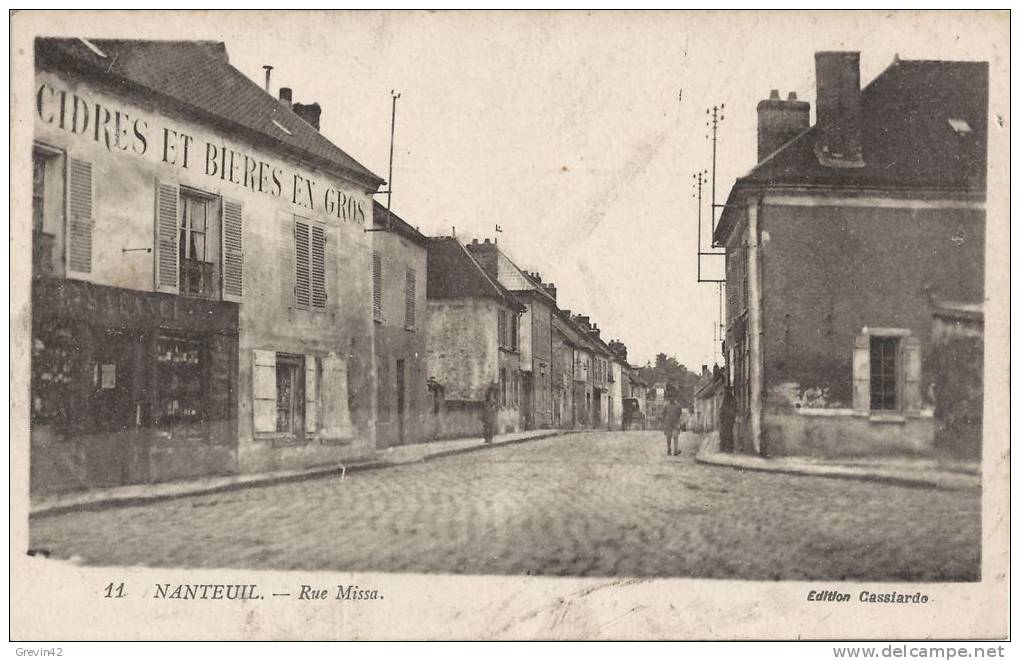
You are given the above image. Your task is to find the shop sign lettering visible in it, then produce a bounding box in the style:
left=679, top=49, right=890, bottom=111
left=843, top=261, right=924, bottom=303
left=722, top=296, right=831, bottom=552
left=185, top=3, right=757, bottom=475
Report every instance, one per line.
left=35, top=78, right=367, bottom=224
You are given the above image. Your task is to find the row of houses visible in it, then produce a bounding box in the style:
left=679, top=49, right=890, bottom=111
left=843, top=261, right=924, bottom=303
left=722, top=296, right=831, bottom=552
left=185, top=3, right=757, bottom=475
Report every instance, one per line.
left=27, top=37, right=646, bottom=495
left=707, top=51, right=987, bottom=460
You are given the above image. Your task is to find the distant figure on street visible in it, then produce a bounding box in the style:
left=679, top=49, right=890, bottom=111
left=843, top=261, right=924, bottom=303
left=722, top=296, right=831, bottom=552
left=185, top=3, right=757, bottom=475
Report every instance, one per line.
left=482, top=387, right=498, bottom=444
left=662, top=397, right=683, bottom=456
left=719, top=386, right=736, bottom=453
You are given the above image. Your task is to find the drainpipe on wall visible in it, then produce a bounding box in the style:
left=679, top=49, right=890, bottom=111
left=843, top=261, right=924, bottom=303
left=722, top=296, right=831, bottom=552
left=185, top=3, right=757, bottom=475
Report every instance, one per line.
left=746, top=196, right=765, bottom=456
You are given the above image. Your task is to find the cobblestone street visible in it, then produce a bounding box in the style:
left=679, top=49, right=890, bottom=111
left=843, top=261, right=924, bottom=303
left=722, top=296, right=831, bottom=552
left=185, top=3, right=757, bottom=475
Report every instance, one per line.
left=29, top=431, right=981, bottom=580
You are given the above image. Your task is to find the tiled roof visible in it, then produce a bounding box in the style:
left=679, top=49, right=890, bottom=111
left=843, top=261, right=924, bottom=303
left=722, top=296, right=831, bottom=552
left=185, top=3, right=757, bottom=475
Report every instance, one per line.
left=372, top=200, right=428, bottom=247
left=36, top=38, right=383, bottom=189
left=426, top=237, right=523, bottom=310
left=715, top=57, right=988, bottom=245
left=741, top=59, right=987, bottom=191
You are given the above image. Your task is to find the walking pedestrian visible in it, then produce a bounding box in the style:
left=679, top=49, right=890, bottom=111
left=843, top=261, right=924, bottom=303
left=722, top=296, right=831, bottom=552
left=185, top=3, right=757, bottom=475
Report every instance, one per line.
left=662, top=397, right=683, bottom=456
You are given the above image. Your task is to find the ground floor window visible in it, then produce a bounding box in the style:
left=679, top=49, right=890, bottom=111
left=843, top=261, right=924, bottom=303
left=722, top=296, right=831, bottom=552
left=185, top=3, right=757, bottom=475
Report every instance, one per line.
left=156, top=335, right=206, bottom=425
left=275, top=353, right=306, bottom=434
left=869, top=336, right=898, bottom=411
left=852, top=328, right=921, bottom=414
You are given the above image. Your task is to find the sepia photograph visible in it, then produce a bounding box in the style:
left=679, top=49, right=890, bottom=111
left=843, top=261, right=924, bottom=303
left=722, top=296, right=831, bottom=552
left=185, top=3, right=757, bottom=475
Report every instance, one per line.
left=9, top=9, right=1010, bottom=642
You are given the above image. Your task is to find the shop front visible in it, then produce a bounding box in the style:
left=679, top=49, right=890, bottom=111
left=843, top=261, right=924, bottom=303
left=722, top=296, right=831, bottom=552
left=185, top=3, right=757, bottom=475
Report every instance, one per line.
left=30, top=278, right=239, bottom=494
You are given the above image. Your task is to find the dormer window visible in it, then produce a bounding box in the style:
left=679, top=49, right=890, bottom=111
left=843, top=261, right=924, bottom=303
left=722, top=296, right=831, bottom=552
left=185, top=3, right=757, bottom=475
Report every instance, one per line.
left=948, top=118, right=972, bottom=136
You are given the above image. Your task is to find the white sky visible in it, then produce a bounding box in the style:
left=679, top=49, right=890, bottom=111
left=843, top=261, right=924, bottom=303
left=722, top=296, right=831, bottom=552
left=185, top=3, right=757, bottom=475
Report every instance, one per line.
left=28, top=10, right=1006, bottom=367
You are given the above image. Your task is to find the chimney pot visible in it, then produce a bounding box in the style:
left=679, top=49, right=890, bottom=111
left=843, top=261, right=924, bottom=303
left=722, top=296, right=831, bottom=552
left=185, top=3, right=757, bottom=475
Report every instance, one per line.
left=279, top=87, right=292, bottom=108
left=757, top=87, right=810, bottom=163
left=262, top=65, right=273, bottom=92
left=484, top=238, right=490, bottom=244
left=292, top=102, right=322, bottom=131
left=471, top=238, right=478, bottom=245
left=787, top=91, right=797, bottom=100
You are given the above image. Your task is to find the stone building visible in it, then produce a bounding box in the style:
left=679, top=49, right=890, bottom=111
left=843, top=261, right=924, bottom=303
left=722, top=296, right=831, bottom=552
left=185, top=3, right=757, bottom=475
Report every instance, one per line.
left=30, top=38, right=384, bottom=493
left=715, top=51, right=987, bottom=458
left=425, top=237, right=524, bottom=438
left=466, top=239, right=557, bottom=430
left=371, top=201, right=428, bottom=447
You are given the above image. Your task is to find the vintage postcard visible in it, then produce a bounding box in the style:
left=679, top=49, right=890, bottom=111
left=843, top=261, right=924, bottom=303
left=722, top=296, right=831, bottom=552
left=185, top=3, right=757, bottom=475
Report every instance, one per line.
left=9, top=9, right=1010, bottom=642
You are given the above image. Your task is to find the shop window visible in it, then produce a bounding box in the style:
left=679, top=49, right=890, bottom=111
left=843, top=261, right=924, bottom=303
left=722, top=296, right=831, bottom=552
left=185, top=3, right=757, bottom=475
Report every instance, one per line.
left=179, top=189, right=221, bottom=298
left=31, top=321, right=79, bottom=428
left=156, top=335, right=205, bottom=428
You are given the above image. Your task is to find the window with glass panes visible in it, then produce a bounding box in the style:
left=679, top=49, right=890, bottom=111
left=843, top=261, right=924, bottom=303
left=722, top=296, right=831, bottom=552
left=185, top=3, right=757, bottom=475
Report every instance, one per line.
left=869, top=336, right=899, bottom=411
left=179, top=190, right=220, bottom=297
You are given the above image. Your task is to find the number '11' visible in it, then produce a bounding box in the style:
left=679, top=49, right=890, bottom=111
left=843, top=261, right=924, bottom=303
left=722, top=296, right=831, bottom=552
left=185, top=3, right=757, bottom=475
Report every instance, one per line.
left=103, top=582, right=125, bottom=598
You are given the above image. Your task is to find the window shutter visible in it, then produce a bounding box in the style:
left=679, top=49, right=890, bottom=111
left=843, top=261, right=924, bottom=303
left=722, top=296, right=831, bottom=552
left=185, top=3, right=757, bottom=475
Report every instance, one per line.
left=852, top=333, right=870, bottom=412
left=305, top=355, right=319, bottom=433
left=67, top=158, right=93, bottom=274
left=405, top=267, right=416, bottom=329
left=310, top=225, right=326, bottom=309
left=901, top=335, right=922, bottom=413
left=372, top=251, right=383, bottom=321
left=252, top=350, right=277, bottom=433
left=221, top=198, right=243, bottom=301
left=294, top=219, right=310, bottom=308
left=726, top=252, right=736, bottom=319
left=320, top=353, right=354, bottom=438
left=154, top=181, right=179, bottom=292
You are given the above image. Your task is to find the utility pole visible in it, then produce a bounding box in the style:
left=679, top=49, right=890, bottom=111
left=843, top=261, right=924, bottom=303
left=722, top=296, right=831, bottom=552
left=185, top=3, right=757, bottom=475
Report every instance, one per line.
left=385, top=90, right=401, bottom=232
left=367, top=90, right=401, bottom=234
left=704, top=103, right=727, bottom=343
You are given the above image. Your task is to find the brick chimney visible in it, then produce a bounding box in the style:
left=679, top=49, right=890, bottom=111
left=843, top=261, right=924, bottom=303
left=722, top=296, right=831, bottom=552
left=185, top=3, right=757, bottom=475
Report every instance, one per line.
left=814, top=51, right=864, bottom=168
left=279, top=87, right=293, bottom=108
left=293, top=102, right=322, bottom=130
left=757, top=89, right=810, bottom=162
left=542, top=283, right=557, bottom=301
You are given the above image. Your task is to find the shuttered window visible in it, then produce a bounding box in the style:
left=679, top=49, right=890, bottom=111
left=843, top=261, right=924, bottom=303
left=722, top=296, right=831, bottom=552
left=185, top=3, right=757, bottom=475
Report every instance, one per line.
left=404, top=267, right=416, bottom=330
left=294, top=220, right=310, bottom=308
left=852, top=330, right=922, bottom=414
left=67, top=158, right=93, bottom=273
left=222, top=198, right=243, bottom=301
left=293, top=219, right=326, bottom=310
left=253, top=350, right=321, bottom=437
left=155, top=182, right=179, bottom=292
left=372, top=252, right=383, bottom=321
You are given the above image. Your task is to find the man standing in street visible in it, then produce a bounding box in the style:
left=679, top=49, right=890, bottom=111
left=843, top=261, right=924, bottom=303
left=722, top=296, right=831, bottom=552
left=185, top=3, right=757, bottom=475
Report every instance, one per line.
left=662, top=395, right=683, bottom=456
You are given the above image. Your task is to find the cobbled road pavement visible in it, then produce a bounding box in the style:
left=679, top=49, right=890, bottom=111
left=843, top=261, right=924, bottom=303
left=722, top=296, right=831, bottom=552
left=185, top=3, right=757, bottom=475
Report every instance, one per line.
left=29, top=431, right=981, bottom=580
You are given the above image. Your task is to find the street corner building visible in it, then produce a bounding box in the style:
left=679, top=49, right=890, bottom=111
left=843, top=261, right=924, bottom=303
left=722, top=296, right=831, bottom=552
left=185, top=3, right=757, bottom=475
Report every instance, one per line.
left=370, top=201, right=429, bottom=447
left=29, top=38, right=385, bottom=494
left=425, top=237, right=526, bottom=438
left=715, top=51, right=987, bottom=460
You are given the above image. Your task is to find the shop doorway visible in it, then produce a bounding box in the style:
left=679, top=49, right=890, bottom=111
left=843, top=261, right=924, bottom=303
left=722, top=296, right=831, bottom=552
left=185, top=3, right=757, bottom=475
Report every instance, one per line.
left=87, top=331, right=142, bottom=486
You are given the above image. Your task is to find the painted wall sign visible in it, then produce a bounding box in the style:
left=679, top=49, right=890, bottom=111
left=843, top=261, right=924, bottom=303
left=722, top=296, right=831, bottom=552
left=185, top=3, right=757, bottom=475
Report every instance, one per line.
left=35, top=78, right=367, bottom=224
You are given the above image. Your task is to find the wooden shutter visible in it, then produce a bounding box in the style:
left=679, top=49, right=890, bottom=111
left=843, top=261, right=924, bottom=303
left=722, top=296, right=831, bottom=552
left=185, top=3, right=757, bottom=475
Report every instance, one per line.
left=310, top=225, right=326, bottom=309
left=221, top=198, right=243, bottom=301
left=901, top=335, right=922, bottom=413
left=294, top=219, right=310, bottom=308
left=852, top=333, right=870, bottom=412
left=252, top=350, right=277, bottom=433
left=67, top=158, right=93, bottom=274
left=372, top=252, right=383, bottom=320
left=305, top=355, right=319, bottom=434
left=320, top=353, right=354, bottom=438
left=405, top=267, right=416, bottom=329
left=726, top=252, right=736, bottom=320
left=154, top=181, right=179, bottom=292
